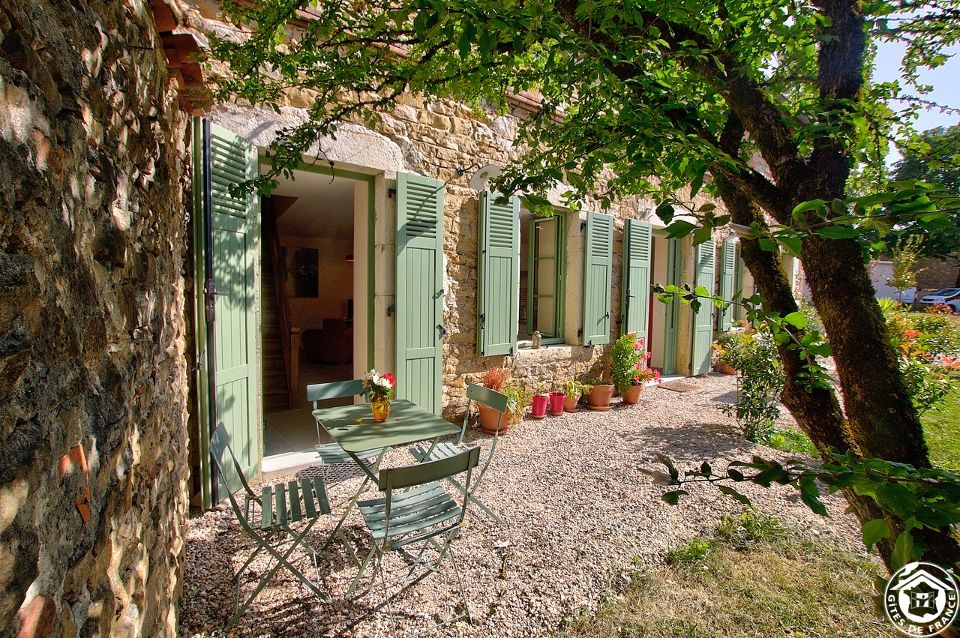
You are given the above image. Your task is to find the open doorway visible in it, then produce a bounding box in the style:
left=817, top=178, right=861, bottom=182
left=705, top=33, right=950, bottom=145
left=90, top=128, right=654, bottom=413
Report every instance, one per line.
left=260, top=167, right=366, bottom=463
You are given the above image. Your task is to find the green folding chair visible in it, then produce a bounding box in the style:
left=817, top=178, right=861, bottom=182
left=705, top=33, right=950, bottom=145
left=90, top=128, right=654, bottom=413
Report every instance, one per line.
left=308, top=379, right=386, bottom=466
left=308, top=379, right=389, bottom=558
left=409, top=383, right=508, bottom=524
left=210, top=422, right=332, bottom=628
left=347, top=447, right=481, bottom=632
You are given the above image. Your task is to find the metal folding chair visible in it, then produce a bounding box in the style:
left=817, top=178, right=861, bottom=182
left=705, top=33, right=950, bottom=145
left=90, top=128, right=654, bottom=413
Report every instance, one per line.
left=308, top=379, right=386, bottom=467
left=348, top=447, right=482, bottom=633
left=308, top=379, right=389, bottom=558
left=409, top=383, right=508, bottom=524
left=210, top=422, right=332, bottom=628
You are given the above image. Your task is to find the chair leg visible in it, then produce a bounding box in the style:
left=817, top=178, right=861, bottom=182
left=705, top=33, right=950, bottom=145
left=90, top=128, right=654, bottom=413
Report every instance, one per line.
left=445, top=476, right=506, bottom=525
left=228, top=519, right=330, bottom=628
left=346, top=544, right=378, bottom=598
left=447, top=545, right=472, bottom=625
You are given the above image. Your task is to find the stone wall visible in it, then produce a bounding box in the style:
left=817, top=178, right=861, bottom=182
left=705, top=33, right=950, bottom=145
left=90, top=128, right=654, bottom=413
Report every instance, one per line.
left=0, top=2, right=190, bottom=636
left=176, top=2, right=724, bottom=416
left=916, top=254, right=960, bottom=292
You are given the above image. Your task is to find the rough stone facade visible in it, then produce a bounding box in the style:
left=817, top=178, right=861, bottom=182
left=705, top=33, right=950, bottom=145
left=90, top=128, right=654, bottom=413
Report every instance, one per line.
left=916, top=254, right=960, bottom=292
left=176, top=1, right=735, bottom=418
left=0, top=2, right=190, bottom=636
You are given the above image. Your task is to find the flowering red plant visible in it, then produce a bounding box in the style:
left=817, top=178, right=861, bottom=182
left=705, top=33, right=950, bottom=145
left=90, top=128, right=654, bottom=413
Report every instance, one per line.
left=362, top=369, right=395, bottom=401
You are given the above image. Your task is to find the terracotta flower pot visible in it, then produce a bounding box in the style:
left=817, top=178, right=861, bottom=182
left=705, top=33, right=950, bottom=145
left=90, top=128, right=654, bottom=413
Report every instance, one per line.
left=478, top=403, right=508, bottom=433
left=548, top=391, right=566, bottom=416
left=621, top=385, right=643, bottom=404
left=530, top=394, right=549, bottom=419
left=563, top=394, right=580, bottom=412
left=586, top=384, right=615, bottom=411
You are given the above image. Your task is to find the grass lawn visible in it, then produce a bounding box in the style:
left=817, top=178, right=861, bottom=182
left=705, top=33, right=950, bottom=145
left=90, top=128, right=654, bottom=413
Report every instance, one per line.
left=563, top=512, right=896, bottom=638
left=767, top=379, right=960, bottom=472
left=920, top=380, right=960, bottom=472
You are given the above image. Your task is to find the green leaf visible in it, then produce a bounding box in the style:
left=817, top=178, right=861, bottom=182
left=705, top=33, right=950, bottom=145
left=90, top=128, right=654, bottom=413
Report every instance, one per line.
left=727, top=468, right=745, bottom=481
left=718, top=485, right=752, bottom=506
left=815, top=226, right=860, bottom=240
left=861, top=519, right=891, bottom=550
left=662, top=489, right=689, bottom=505
left=778, top=234, right=803, bottom=257
left=700, top=461, right=712, bottom=477
left=783, top=311, right=809, bottom=329
left=758, top=238, right=777, bottom=252
left=692, top=226, right=712, bottom=245
left=792, top=199, right=827, bottom=217
left=891, top=531, right=916, bottom=571
left=666, top=220, right=696, bottom=238
left=799, top=475, right=828, bottom=516
left=656, top=202, right=676, bottom=224
left=458, top=22, right=476, bottom=57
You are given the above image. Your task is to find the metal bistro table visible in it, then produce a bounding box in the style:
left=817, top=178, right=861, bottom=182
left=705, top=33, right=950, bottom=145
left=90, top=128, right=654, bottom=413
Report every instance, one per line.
left=312, top=399, right=461, bottom=551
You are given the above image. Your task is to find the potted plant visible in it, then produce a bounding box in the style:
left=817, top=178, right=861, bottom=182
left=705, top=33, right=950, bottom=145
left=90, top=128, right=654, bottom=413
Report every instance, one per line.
left=362, top=368, right=396, bottom=422
left=530, top=383, right=549, bottom=419
left=548, top=385, right=566, bottom=416
left=585, top=366, right=615, bottom=411
left=712, top=332, right=738, bottom=375
left=478, top=367, right=510, bottom=431
left=502, top=384, right=532, bottom=428
left=563, top=379, right=591, bottom=412
left=611, top=332, right=658, bottom=404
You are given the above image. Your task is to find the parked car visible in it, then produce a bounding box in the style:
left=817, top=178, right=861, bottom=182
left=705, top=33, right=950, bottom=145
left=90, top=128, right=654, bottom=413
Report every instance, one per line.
left=916, top=287, right=960, bottom=313
left=881, top=288, right=916, bottom=305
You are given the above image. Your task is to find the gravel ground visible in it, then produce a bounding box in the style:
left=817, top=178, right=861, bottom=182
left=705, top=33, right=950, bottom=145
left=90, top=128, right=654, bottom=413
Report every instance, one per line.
left=179, top=374, right=866, bottom=637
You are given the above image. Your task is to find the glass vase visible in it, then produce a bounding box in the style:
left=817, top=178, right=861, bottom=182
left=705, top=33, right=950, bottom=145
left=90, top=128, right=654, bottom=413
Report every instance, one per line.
left=370, top=397, right=390, bottom=423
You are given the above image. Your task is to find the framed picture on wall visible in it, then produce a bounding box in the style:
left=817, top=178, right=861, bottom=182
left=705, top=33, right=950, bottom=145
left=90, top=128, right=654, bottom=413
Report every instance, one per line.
left=290, top=247, right=319, bottom=298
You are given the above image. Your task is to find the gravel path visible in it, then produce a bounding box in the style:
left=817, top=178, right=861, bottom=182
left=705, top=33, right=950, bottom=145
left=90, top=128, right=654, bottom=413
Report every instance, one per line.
left=179, top=374, right=866, bottom=637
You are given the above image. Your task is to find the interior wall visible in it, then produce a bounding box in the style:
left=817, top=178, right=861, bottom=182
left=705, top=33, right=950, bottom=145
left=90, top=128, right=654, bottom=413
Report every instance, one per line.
left=279, top=235, right=354, bottom=329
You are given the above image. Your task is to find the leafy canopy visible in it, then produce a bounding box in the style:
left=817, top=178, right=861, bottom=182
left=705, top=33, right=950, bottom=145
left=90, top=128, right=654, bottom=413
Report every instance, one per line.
left=213, top=0, right=959, bottom=222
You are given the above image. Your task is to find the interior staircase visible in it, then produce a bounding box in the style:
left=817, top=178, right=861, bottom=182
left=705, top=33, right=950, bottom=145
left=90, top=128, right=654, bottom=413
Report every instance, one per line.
left=261, top=240, right=290, bottom=412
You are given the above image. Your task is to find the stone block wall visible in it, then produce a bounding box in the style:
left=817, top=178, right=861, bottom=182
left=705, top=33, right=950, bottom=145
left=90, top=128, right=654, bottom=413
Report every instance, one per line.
left=178, top=2, right=725, bottom=416
left=916, top=255, right=960, bottom=292
left=0, top=2, right=190, bottom=636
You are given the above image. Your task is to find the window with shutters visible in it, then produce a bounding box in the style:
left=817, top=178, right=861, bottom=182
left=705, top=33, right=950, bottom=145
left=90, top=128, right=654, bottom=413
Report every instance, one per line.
left=518, top=209, right=566, bottom=345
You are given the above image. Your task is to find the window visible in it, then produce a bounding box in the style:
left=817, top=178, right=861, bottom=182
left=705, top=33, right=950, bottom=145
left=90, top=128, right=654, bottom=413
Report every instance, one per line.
left=519, top=211, right=565, bottom=345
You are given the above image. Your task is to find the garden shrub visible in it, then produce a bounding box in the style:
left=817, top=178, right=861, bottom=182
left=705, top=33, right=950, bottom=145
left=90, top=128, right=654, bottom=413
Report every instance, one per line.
left=717, top=326, right=785, bottom=443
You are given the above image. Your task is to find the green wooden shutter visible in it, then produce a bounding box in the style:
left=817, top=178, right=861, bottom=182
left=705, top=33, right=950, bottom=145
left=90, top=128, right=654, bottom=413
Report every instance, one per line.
left=582, top=211, right=613, bottom=346
left=718, top=238, right=737, bottom=330
left=396, top=172, right=445, bottom=415
left=733, top=244, right=746, bottom=322
left=478, top=192, right=520, bottom=356
left=207, top=122, right=260, bottom=491
left=691, top=239, right=716, bottom=375
left=622, top=219, right=652, bottom=340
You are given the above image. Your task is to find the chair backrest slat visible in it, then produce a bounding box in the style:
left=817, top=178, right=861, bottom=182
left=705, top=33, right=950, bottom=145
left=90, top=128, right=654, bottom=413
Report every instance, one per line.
left=307, top=379, right=364, bottom=403
left=379, top=447, right=481, bottom=491
left=466, top=384, right=509, bottom=413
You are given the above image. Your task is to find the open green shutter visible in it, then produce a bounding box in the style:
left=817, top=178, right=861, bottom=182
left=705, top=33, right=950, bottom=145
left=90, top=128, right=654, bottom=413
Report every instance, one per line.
left=733, top=245, right=746, bottom=322
left=205, top=122, right=260, bottom=497
left=718, top=238, right=737, bottom=330
left=622, top=219, right=652, bottom=340
left=478, top=192, right=519, bottom=356
left=691, top=240, right=716, bottom=375
left=582, top=211, right=613, bottom=346
left=396, top=173, right=445, bottom=415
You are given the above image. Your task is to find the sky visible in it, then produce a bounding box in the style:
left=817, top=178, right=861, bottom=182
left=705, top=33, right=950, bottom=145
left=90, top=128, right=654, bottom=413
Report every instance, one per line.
left=873, top=41, right=960, bottom=164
